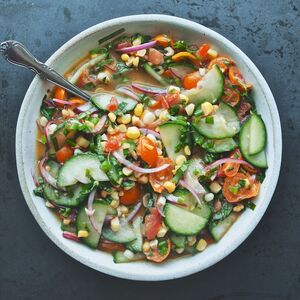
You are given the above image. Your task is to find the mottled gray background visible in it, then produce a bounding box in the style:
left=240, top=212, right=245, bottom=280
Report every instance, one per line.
left=0, top=0, right=299, bottom=299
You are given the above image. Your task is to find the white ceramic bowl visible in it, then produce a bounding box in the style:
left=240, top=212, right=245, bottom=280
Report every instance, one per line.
left=16, top=15, right=282, bottom=281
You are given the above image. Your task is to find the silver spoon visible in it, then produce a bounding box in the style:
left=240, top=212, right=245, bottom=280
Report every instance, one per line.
left=1, top=40, right=91, bottom=101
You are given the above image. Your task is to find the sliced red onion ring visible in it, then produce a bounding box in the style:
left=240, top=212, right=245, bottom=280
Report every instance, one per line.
left=74, top=102, right=94, bottom=113
left=44, top=121, right=54, bottom=145
left=179, top=179, right=202, bottom=206
left=116, top=86, right=140, bottom=101
left=125, top=202, right=142, bottom=222
left=92, top=115, right=107, bottom=134
left=131, top=82, right=166, bottom=95
left=62, top=231, right=80, bottom=242
left=184, top=171, right=206, bottom=195
left=139, top=128, right=161, bottom=139
left=31, top=171, right=39, bottom=187
left=86, top=189, right=102, bottom=233
left=203, top=158, right=254, bottom=174
left=115, top=40, right=157, bottom=54
left=39, top=157, right=58, bottom=189
left=51, top=98, right=74, bottom=106
left=113, top=151, right=170, bottom=174
left=165, top=194, right=187, bottom=207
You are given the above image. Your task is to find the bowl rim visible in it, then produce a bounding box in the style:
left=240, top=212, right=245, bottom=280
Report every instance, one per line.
left=15, top=14, right=282, bottom=281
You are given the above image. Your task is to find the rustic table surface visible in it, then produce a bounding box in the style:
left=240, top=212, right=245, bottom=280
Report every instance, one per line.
left=0, top=1, right=299, bottom=299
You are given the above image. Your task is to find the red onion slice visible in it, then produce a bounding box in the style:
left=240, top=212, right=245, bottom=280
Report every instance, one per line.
left=179, top=179, right=202, bottom=206
left=113, top=151, right=170, bottom=174
left=86, top=189, right=102, bottom=233
left=116, top=86, right=140, bottom=101
left=139, top=128, right=161, bottom=139
left=92, top=115, right=107, bottom=134
left=155, top=195, right=165, bottom=217
left=44, top=121, right=54, bottom=145
left=52, top=98, right=75, bottom=106
left=203, top=158, right=254, bottom=174
left=39, top=157, right=58, bottom=189
left=165, top=194, right=187, bottom=207
left=115, top=40, right=157, bottom=53
left=125, top=202, right=142, bottom=222
left=132, top=82, right=166, bottom=95
left=63, top=231, right=80, bottom=242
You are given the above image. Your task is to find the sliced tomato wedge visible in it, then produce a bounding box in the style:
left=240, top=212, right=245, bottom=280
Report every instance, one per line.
left=149, top=157, right=174, bottom=193
left=208, top=56, right=233, bottom=73
left=120, top=184, right=141, bottom=205
left=182, top=71, right=202, bottom=89
left=223, top=172, right=260, bottom=203
left=219, top=149, right=242, bottom=178
left=197, top=43, right=210, bottom=59
left=106, top=96, right=118, bottom=112
left=228, top=66, right=253, bottom=92
left=104, top=133, right=125, bottom=152
left=56, top=145, right=74, bottom=163
left=145, top=238, right=171, bottom=263
left=145, top=207, right=162, bottom=240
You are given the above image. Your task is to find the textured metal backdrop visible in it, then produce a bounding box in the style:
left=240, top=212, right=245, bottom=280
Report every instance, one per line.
left=0, top=1, right=299, bottom=299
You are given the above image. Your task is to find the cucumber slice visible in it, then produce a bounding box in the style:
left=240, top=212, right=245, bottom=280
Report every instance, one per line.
left=57, top=153, right=108, bottom=187
left=102, top=220, right=136, bottom=243
left=113, top=251, right=145, bottom=263
left=192, top=204, right=212, bottom=220
left=76, top=201, right=108, bottom=248
left=168, top=62, right=196, bottom=78
left=144, top=63, right=168, bottom=86
left=201, top=138, right=237, bottom=153
left=182, top=65, right=224, bottom=104
left=91, top=92, right=137, bottom=112
left=193, top=102, right=240, bottom=139
left=45, top=160, right=60, bottom=178
left=209, top=213, right=238, bottom=241
left=126, top=217, right=143, bottom=253
left=240, top=114, right=268, bottom=168
left=170, top=233, right=186, bottom=248
left=44, top=184, right=88, bottom=207
left=164, top=203, right=208, bottom=235
left=159, top=121, right=186, bottom=162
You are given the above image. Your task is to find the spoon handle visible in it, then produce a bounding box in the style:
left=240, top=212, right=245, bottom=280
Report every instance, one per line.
left=1, top=40, right=91, bottom=101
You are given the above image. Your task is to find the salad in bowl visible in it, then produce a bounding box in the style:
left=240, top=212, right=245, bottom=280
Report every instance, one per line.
left=33, top=28, right=268, bottom=264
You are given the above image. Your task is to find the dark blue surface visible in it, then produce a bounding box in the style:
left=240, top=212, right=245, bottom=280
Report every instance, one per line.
left=0, top=1, right=299, bottom=299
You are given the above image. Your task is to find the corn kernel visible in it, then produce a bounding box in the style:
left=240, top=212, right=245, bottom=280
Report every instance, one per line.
left=159, top=110, right=170, bottom=122
left=187, top=236, right=197, bottom=246
left=138, top=175, right=149, bottom=184
left=47, top=123, right=57, bottom=135
left=143, top=241, right=151, bottom=252
left=196, top=239, right=207, bottom=252
left=110, top=199, right=119, bottom=209
left=233, top=204, right=245, bottom=212
left=184, top=145, right=191, bottom=156
left=209, top=181, right=222, bottom=194
left=126, top=126, right=141, bottom=139
left=118, top=124, right=127, bottom=133
left=63, top=219, right=71, bottom=225
left=125, top=56, right=134, bottom=67
left=175, top=248, right=185, bottom=254
left=121, top=53, right=129, bottom=62
left=78, top=230, right=89, bottom=238
left=108, top=112, right=116, bottom=122
left=167, top=85, right=180, bottom=94
left=76, top=136, right=90, bottom=148
left=133, top=56, right=140, bottom=68
left=207, top=48, right=218, bottom=58
left=175, top=155, right=187, bottom=166
left=136, top=49, right=147, bottom=57
left=164, top=46, right=175, bottom=57
left=144, top=143, right=154, bottom=150
left=185, top=103, right=195, bottom=116
left=150, top=239, right=158, bottom=249
left=157, top=223, right=168, bottom=238
left=163, top=181, right=176, bottom=193
left=39, top=116, right=48, bottom=127
left=179, top=94, right=189, bottom=104
left=120, top=205, right=129, bottom=215
left=142, top=110, right=156, bottom=125
left=107, top=125, right=118, bottom=135
left=134, top=103, right=144, bottom=117
left=201, top=102, right=214, bottom=115
left=118, top=114, right=131, bottom=125
left=132, top=37, right=142, bottom=46
left=111, top=217, right=120, bottom=232
left=122, top=167, right=133, bottom=176
left=111, top=191, right=119, bottom=201
left=204, top=193, right=214, bottom=202
left=101, top=190, right=108, bottom=198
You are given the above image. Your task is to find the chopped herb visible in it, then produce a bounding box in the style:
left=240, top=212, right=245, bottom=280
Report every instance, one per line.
left=112, top=62, right=132, bottom=78
left=51, top=136, right=59, bottom=151
left=95, top=58, right=114, bottom=71
left=212, top=202, right=232, bottom=221
left=203, top=152, right=217, bottom=164
left=63, top=128, right=69, bottom=136
left=205, top=116, right=214, bottom=124
left=228, top=185, right=239, bottom=194
left=257, top=171, right=266, bottom=183
left=245, top=201, right=256, bottom=210
left=169, top=105, right=180, bottom=115
left=173, top=161, right=189, bottom=184
left=194, top=106, right=203, bottom=117
left=33, top=185, right=44, bottom=197
left=158, top=240, right=168, bottom=256
left=90, top=48, right=108, bottom=55
left=38, top=135, right=47, bottom=145
left=65, top=139, right=76, bottom=147
left=139, top=94, right=152, bottom=106
left=59, top=207, right=72, bottom=218
left=239, top=179, right=246, bottom=188
left=40, top=104, right=55, bottom=120
left=83, top=82, right=96, bottom=91
left=114, top=102, right=128, bottom=115
left=173, top=40, right=187, bottom=51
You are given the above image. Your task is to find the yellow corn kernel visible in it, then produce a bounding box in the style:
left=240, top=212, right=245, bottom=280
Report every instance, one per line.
left=118, top=114, right=131, bottom=125
left=179, top=94, right=189, bottom=104
left=121, top=53, right=129, bottom=62
left=120, top=205, right=129, bottom=214
left=143, top=241, right=151, bottom=253
left=201, top=102, right=214, bottom=115
left=157, top=224, right=168, bottom=238
left=175, top=155, right=187, bottom=166
left=78, top=230, right=89, bottom=238
left=209, top=181, right=222, bottom=194
left=126, top=126, right=141, bottom=139
left=110, top=199, right=120, bottom=209
left=134, top=103, right=144, bottom=117
left=233, top=204, right=245, bottom=212
left=159, top=110, right=170, bottom=122
left=111, top=191, right=119, bottom=201
left=136, top=49, right=147, bottom=57
left=111, top=217, right=120, bottom=232
left=125, top=56, right=134, bottom=67
left=163, top=181, right=176, bottom=193
left=76, top=136, right=90, bottom=148
left=132, top=56, right=140, bottom=68
left=196, top=239, right=207, bottom=252
left=118, top=124, right=127, bottom=133
left=207, top=48, right=218, bottom=58
left=138, top=175, right=149, bottom=184
left=63, top=219, right=71, bottom=225
left=184, top=145, right=191, bottom=156
left=187, top=236, right=197, bottom=246
left=108, top=112, right=116, bottom=122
